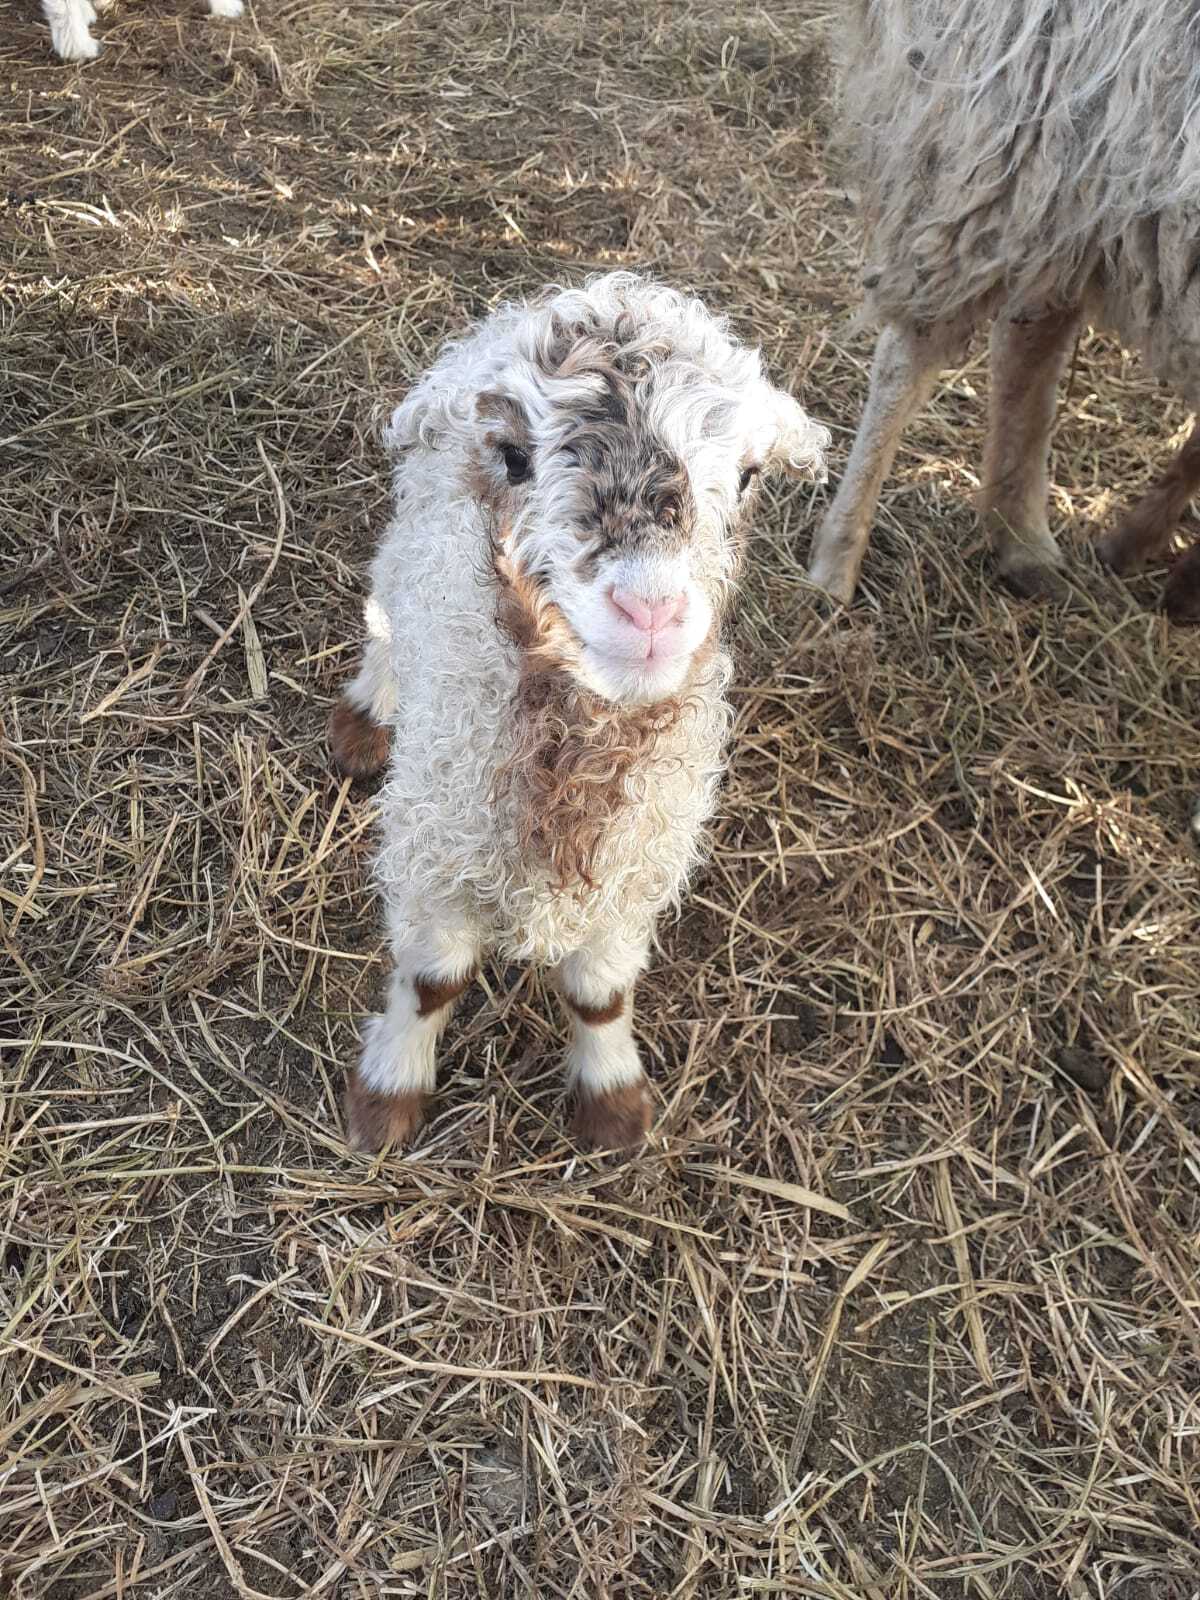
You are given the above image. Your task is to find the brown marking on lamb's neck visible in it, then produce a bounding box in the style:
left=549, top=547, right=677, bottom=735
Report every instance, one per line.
left=564, top=988, right=625, bottom=1026
left=491, top=552, right=694, bottom=892
left=414, top=971, right=475, bottom=1017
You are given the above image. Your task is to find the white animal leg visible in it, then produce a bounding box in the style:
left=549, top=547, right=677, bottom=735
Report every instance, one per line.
left=208, top=0, right=245, bottom=17
left=554, top=931, right=653, bottom=1151
left=346, top=917, right=482, bottom=1152
left=42, top=0, right=101, bottom=61
left=807, top=320, right=958, bottom=603
left=981, top=307, right=1081, bottom=597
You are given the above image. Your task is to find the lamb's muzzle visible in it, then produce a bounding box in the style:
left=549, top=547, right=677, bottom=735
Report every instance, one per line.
left=331, top=270, right=828, bottom=1152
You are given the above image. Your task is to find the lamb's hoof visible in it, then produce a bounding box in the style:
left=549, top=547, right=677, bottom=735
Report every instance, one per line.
left=573, top=1080, right=653, bottom=1152
left=329, top=699, right=390, bottom=780
left=1162, top=547, right=1200, bottom=624
left=209, top=0, right=245, bottom=16
left=998, top=555, right=1071, bottom=603
left=53, top=26, right=101, bottom=61
left=345, top=1072, right=427, bottom=1152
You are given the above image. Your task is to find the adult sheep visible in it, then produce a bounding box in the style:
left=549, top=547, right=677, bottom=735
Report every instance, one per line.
left=807, top=0, right=1200, bottom=620
left=330, top=272, right=829, bottom=1153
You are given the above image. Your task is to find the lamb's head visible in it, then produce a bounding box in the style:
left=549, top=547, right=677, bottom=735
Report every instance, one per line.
left=395, top=275, right=829, bottom=706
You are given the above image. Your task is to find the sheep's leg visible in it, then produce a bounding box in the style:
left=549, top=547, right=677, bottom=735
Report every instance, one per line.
left=1097, top=422, right=1200, bottom=577
left=208, top=0, right=245, bottom=16
left=807, top=321, right=958, bottom=604
left=980, top=306, right=1082, bottom=597
left=346, top=920, right=481, bottom=1152
left=329, top=607, right=396, bottom=780
left=554, top=933, right=653, bottom=1151
left=42, top=0, right=101, bottom=61
left=1162, top=540, right=1200, bottom=624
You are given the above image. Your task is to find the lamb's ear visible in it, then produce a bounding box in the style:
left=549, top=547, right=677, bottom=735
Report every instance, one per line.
left=382, top=371, right=457, bottom=456
left=761, top=388, right=830, bottom=483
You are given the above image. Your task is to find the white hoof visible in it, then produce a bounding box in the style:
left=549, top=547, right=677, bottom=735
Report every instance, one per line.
left=805, top=554, right=856, bottom=607
left=52, top=21, right=101, bottom=60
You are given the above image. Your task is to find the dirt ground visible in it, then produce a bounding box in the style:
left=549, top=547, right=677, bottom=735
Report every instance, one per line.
left=2, top=2, right=1199, bottom=1596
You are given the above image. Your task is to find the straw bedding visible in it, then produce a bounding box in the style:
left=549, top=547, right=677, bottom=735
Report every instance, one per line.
left=2, top=3, right=1198, bottom=1594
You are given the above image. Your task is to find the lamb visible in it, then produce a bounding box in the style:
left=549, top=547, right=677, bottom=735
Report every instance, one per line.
left=806, top=0, right=1200, bottom=622
left=329, top=272, right=829, bottom=1153
left=41, top=0, right=243, bottom=62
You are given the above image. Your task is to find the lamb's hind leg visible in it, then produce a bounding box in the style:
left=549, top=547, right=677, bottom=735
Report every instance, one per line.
left=981, top=306, right=1081, bottom=598
left=329, top=598, right=395, bottom=779
left=346, top=917, right=481, bottom=1152
left=42, top=0, right=101, bottom=61
left=554, top=933, right=653, bottom=1152
left=807, top=321, right=959, bottom=604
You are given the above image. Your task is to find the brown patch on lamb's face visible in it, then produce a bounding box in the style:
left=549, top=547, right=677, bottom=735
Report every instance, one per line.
left=556, top=379, right=695, bottom=569
left=470, top=391, right=535, bottom=512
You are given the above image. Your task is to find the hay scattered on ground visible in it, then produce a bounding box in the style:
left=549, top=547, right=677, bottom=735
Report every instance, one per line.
left=2, top=3, right=1199, bottom=1596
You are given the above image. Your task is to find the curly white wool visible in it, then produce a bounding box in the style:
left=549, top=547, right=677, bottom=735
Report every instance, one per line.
left=360, top=272, right=825, bottom=966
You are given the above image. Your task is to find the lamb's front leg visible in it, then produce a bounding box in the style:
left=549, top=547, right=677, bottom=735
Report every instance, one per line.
left=554, top=932, right=653, bottom=1152
left=42, top=0, right=101, bottom=61
left=347, top=918, right=480, bottom=1152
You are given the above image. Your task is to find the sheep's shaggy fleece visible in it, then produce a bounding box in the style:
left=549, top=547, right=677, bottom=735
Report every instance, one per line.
left=841, top=0, right=1200, bottom=333
left=363, top=273, right=826, bottom=966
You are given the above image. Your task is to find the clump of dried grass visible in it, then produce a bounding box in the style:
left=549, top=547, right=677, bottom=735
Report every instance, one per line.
left=2, top=3, right=1198, bottom=1597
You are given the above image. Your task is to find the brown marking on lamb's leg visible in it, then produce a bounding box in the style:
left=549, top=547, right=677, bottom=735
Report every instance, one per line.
left=1098, top=423, right=1200, bottom=575
left=573, top=1078, right=653, bottom=1152
left=347, top=941, right=479, bottom=1154
left=562, top=989, right=625, bottom=1026
left=807, top=319, right=961, bottom=604
left=329, top=698, right=391, bottom=780
left=415, top=971, right=476, bottom=1017
left=344, top=1070, right=427, bottom=1152
left=1162, top=539, right=1200, bottom=623
left=981, top=305, right=1081, bottom=600
left=564, top=986, right=652, bottom=1148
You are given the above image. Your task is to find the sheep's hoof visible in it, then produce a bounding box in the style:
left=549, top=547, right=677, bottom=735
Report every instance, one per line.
left=804, top=554, right=857, bottom=608
left=998, top=555, right=1071, bottom=603
left=1162, top=547, right=1200, bottom=624
left=329, top=699, right=390, bottom=780
left=1095, top=524, right=1151, bottom=576
left=573, top=1080, right=653, bottom=1153
left=345, top=1072, right=427, bottom=1153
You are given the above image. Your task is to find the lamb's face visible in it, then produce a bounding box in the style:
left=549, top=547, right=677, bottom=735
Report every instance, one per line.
left=476, top=348, right=827, bottom=707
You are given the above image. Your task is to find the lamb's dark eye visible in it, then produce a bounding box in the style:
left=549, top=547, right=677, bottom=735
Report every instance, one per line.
left=500, top=444, right=531, bottom=485
left=739, top=465, right=759, bottom=495
left=657, top=493, right=681, bottom=528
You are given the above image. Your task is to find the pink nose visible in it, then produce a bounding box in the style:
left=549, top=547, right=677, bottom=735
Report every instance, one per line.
left=609, top=587, right=686, bottom=633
